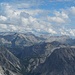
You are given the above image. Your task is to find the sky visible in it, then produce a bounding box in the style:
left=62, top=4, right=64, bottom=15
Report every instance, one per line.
left=0, top=0, right=75, bottom=36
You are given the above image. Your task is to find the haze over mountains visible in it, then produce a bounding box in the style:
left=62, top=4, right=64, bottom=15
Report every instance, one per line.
left=0, top=32, right=75, bottom=75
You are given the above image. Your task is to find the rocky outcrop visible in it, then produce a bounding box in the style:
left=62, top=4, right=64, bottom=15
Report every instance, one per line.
left=0, top=46, right=22, bottom=75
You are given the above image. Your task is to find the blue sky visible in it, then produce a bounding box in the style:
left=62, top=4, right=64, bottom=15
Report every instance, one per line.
left=0, top=0, right=75, bottom=36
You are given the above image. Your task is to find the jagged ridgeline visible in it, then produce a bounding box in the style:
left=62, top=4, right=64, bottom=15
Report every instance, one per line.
left=0, top=32, right=75, bottom=75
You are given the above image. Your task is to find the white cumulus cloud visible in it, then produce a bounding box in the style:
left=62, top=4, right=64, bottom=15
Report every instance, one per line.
left=0, top=2, right=75, bottom=36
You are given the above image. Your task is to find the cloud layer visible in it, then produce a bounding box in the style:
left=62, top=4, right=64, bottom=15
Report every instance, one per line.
left=0, top=1, right=75, bottom=37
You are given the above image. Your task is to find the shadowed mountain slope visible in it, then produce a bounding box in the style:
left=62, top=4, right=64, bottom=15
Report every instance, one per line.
left=31, top=47, right=75, bottom=75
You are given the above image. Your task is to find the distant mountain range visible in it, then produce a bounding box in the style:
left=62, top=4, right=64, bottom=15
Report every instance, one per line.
left=0, top=32, right=75, bottom=75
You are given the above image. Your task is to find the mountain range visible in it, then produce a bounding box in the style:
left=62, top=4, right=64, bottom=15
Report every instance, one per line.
left=0, top=32, right=75, bottom=75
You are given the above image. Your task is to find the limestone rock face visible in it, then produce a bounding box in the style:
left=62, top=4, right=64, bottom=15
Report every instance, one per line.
left=31, top=47, right=75, bottom=75
left=0, top=47, right=22, bottom=75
